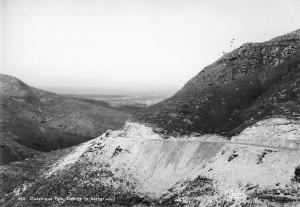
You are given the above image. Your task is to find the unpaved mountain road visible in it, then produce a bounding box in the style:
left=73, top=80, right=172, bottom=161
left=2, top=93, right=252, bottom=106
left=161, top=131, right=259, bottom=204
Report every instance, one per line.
left=111, top=136, right=300, bottom=151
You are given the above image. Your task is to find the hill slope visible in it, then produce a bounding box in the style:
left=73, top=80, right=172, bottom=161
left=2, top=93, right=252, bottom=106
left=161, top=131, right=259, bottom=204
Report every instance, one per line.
left=0, top=73, right=133, bottom=164
left=0, top=119, right=299, bottom=206
left=140, top=29, right=300, bottom=136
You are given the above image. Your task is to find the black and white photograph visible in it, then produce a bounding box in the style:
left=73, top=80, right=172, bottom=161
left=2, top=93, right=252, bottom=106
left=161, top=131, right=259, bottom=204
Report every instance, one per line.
left=0, top=0, right=300, bottom=206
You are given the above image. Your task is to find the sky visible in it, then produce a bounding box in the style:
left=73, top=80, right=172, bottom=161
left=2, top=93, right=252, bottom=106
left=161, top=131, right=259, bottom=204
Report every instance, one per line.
left=1, top=0, right=300, bottom=95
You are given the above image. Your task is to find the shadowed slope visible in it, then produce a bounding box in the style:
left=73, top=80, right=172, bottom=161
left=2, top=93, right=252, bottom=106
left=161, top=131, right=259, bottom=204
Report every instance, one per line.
left=140, top=29, right=300, bottom=136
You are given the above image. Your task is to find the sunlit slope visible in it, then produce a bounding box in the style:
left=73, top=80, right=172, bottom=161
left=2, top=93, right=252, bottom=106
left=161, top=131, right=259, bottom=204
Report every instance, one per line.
left=1, top=118, right=299, bottom=206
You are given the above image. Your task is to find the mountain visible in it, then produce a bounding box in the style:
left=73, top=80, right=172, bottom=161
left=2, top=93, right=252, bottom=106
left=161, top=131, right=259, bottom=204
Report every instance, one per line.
left=0, top=73, right=133, bottom=165
left=139, top=29, right=300, bottom=136
left=0, top=119, right=299, bottom=206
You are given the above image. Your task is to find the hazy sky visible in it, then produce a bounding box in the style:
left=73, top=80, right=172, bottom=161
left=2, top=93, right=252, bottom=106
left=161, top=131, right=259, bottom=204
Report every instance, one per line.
left=1, top=0, right=300, bottom=95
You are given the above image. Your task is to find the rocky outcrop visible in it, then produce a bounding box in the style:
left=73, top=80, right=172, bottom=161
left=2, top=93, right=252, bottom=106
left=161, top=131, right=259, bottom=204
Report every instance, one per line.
left=0, top=73, right=133, bottom=165
left=140, top=29, right=300, bottom=136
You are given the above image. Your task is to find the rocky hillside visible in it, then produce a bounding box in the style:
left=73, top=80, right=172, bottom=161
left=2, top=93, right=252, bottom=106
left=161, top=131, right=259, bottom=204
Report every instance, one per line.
left=0, top=73, right=133, bottom=165
left=140, top=29, right=300, bottom=136
left=0, top=119, right=299, bottom=206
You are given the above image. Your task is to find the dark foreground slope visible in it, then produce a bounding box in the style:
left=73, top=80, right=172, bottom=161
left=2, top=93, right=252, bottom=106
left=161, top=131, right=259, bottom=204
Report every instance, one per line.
left=0, top=73, right=133, bottom=164
left=140, top=29, right=300, bottom=136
